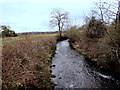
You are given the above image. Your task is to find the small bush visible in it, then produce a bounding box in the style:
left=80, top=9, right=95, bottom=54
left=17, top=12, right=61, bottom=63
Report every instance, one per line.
left=2, top=30, right=18, bottom=37
left=0, top=25, right=17, bottom=37
left=65, top=26, right=81, bottom=43
left=87, top=16, right=105, bottom=39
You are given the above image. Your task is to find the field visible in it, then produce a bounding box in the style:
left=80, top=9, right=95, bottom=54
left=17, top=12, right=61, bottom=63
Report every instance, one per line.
left=2, top=34, right=57, bottom=43
left=2, top=33, right=58, bottom=89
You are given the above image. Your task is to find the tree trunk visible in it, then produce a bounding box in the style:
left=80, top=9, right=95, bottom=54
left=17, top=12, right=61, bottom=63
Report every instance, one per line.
left=116, top=1, right=120, bottom=32
left=58, top=24, right=62, bottom=37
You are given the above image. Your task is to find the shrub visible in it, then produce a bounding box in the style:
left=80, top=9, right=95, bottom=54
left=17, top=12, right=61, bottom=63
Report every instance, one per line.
left=0, top=25, right=17, bottom=37
left=2, top=30, right=18, bottom=37
left=87, top=16, right=105, bottom=39
left=108, top=21, right=120, bottom=48
left=65, top=26, right=80, bottom=43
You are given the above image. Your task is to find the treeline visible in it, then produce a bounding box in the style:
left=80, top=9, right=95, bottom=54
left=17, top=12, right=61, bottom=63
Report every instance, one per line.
left=18, top=31, right=58, bottom=35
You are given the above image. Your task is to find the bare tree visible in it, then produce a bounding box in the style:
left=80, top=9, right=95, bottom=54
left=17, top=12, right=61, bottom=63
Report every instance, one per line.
left=91, top=0, right=119, bottom=45
left=116, top=1, right=120, bottom=31
left=49, top=8, right=69, bottom=37
left=0, top=25, right=10, bottom=31
left=92, top=0, right=118, bottom=24
left=92, top=0, right=120, bottom=63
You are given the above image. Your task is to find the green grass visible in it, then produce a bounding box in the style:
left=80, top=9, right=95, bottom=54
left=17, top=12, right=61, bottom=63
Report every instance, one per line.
left=2, top=33, right=58, bottom=46
left=3, top=33, right=57, bottom=40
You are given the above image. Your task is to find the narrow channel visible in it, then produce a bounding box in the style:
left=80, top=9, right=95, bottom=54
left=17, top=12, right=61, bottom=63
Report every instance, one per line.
left=52, top=40, right=120, bottom=88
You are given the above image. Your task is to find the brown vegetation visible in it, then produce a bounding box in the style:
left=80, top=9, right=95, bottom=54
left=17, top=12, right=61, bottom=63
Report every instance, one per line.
left=65, top=0, right=120, bottom=77
left=65, top=25, right=120, bottom=78
left=2, top=35, right=56, bottom=89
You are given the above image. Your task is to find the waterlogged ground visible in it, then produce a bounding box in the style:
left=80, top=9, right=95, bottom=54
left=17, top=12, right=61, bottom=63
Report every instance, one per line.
left=52, top=40, right=120, bottom=88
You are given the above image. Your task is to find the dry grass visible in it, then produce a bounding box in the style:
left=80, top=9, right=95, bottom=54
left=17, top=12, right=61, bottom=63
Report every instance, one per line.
left=2, top=35, right=57, bottom=89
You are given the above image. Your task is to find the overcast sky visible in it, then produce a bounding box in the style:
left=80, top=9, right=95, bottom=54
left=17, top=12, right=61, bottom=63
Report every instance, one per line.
left=0, top=0, right=116, bottom=33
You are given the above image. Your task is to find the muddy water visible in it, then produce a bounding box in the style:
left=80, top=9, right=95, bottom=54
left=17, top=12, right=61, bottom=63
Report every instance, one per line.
left=52, top=40, right=120, bottom=88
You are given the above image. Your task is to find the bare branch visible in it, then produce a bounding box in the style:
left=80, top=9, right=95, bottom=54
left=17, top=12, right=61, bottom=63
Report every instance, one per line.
left=49, top=8, right=69, bottom=37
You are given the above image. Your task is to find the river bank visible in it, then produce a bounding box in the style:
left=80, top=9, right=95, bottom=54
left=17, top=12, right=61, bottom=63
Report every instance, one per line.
left=65, top=26, right=120, bottom=81
left=69, top=40, right=120, bottom=80
left=52, top=40, right=120, bottom=88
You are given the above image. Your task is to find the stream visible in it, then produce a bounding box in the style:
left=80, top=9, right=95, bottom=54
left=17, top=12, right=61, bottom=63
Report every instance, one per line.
left=52, top=40, right=120, bottom=88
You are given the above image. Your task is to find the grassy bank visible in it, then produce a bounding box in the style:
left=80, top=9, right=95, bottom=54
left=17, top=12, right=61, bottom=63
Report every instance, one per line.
left=2, top=34, right=57, bottom=89
left=2, top=34, right=57, bottom=43
left=65, top=27, right=120, bottom=79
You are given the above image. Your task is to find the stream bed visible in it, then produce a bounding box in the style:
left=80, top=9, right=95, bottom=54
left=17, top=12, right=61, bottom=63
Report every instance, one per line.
left=52, top=40, right=120, bottom=88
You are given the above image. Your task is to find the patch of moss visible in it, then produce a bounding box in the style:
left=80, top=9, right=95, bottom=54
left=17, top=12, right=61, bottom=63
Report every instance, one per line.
left=51, top=74, right=56, bottom=78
